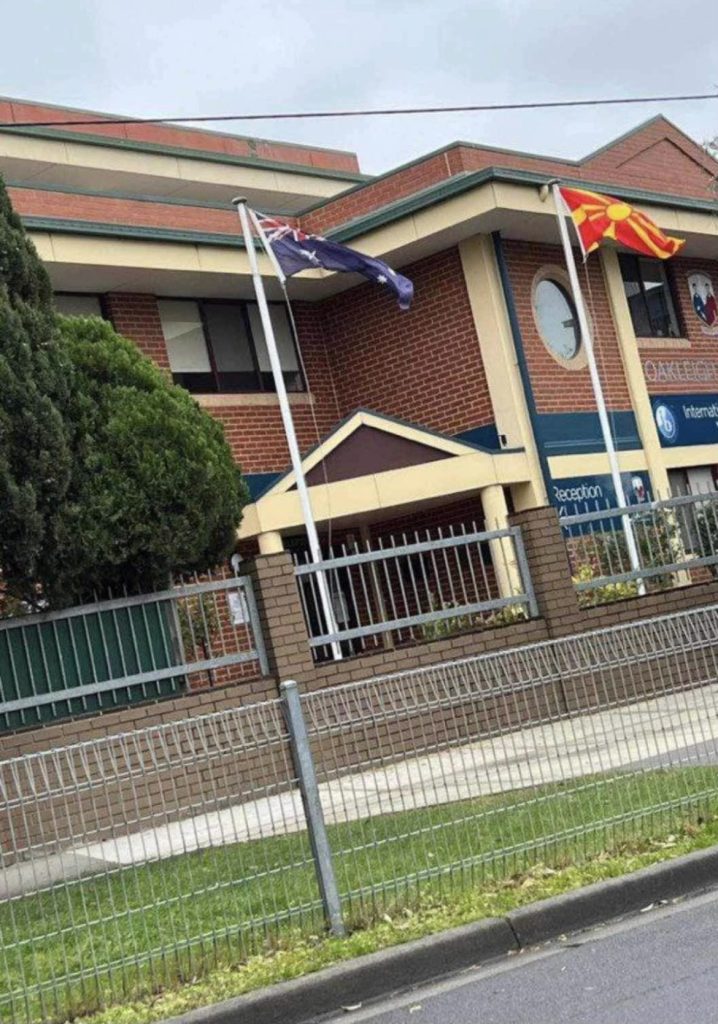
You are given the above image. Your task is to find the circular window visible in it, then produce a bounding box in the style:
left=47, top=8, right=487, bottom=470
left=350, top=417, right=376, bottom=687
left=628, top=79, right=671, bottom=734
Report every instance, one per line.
left=533, top=278, right=581, bottom=362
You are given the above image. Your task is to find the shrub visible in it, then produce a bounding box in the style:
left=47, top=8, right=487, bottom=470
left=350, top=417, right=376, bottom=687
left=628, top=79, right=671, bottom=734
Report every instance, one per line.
left=37, top=316, right=249, bottom=606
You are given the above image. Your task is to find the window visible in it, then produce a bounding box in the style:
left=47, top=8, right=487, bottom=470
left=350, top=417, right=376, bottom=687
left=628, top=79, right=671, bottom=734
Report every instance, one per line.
left=247, top=304, right=302, bottom=391
left=158, top=300, right=215, bottom=392
left=533, top=278, right=581, bottom=361
left=158, top=299, right=304, bottom=394
left=618, top=255, right=680, bottom=338
left=54, top=293, right=104, bottom=317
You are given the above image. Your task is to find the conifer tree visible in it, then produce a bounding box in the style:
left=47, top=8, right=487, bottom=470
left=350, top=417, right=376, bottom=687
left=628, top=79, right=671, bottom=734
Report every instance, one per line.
left=0, top=176, right=71, bottom=603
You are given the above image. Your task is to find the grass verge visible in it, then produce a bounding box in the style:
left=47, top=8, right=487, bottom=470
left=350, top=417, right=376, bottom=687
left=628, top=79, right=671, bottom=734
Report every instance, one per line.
left=3, top=766, right=718, bottom=1024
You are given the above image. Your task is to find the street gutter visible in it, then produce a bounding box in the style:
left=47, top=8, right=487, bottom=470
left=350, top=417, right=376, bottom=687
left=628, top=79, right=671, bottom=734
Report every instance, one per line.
left=162, top=844, right=718, bottom=1024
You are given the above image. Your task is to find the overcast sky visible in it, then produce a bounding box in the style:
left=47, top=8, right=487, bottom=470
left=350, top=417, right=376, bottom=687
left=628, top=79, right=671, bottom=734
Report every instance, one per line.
left=4, top=0, right=717, bottom=175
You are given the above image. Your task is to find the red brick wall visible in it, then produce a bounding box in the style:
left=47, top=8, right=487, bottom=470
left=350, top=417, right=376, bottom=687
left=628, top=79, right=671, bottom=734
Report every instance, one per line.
left=502, top=241, right=632, bottom=413
left=10, top=187, right=242, bottom=236
left=321, top=248, right=495, bottom=435
left=199, top=305, right=341, bottom=473
left=641, top=256, right=718, bottom=395
left=302, top=119, right=718, bottom=235
left=102, top=247, right=493, bottom=477
left=302, top=146, right=573, bottom=235
left=104, top=293, right=171, bottom=370
left=0, top=98, right=360, bottom=173
left=303, top=152, right=459, bottom=234
left=581, top=118, right=716, bottom=201
left=103, top=294, right=341, bottom=473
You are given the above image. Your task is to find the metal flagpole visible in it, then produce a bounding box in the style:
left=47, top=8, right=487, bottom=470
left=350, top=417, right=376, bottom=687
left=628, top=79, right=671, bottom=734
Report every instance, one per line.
left=233, top=197, right=342, bottom=661
left=550, top=183, right=644, bottom=593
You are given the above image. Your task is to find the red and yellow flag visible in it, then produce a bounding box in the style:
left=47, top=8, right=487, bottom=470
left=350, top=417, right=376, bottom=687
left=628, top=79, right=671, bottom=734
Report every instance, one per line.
left=558, top=186, right=685, bottom=260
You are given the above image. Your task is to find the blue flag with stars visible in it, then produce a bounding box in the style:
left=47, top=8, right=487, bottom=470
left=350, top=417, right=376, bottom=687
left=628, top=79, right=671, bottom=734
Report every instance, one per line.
left=256, top=213, right=414, bottom=310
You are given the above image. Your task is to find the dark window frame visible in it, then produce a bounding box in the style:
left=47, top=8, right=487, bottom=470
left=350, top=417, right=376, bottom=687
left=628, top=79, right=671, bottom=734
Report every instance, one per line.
left=54, top=291, right=110, bottom=321
left=618, top=254, right=683, bottom=339
left=159, top=297, right=306, bottom=396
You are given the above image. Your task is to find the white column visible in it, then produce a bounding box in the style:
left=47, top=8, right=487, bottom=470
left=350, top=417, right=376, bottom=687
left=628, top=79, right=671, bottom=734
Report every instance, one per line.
left=481, top=484, right=522, bottom=599
left=258, top=531, right=284, bottom=555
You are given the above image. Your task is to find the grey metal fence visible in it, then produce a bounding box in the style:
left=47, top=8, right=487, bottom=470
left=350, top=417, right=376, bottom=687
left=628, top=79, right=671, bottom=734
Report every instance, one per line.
left=0, top=570, right=268, bottom=731
left=4, top=600, right=718, bottom=1023
left=293, top=523, right=537, bottom=660
left=0, top=699, right=310, bottom=1024
left=561, top=491, right=718, bottom=606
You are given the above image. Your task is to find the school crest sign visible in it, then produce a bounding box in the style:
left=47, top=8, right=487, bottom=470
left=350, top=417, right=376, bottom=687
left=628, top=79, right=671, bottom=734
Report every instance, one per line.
left=688, top=272, right=718, bottom=336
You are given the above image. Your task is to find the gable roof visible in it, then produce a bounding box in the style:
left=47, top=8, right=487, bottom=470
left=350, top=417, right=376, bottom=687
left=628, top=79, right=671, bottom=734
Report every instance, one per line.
left=259, top=409, right=502, bottom=499
left=300, top=115, right=718, bottom=235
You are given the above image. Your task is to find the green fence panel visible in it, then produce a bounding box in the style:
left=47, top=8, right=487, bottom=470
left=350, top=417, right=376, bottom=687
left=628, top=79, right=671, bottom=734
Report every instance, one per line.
left=0, top=600, right=185, bottom=733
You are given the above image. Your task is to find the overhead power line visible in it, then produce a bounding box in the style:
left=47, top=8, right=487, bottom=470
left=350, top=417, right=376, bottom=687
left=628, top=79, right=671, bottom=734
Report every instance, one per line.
left=2, top=91, right=718, bottom=129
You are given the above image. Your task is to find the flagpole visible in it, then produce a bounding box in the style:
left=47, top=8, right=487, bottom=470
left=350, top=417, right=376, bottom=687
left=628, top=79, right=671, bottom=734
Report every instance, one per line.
left=550, top=183, right=645, bottom=593
left=233, top=197, right=342, bottom=661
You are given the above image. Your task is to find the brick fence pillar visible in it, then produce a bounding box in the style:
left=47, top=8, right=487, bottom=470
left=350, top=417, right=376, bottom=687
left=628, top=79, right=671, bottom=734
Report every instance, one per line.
left=509, top=505, right=580, bottom=637
left=245, top=552, right=316, bottom=685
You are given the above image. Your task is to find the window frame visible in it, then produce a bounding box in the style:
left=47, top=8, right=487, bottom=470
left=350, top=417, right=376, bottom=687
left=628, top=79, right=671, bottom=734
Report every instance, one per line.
left=54, top=291, right=109, bottom=320
left=159, top=296, right=306, bottom=395
left=618, top=254, right=683, bottom=340
left=531, top=265, right=587, bottom=370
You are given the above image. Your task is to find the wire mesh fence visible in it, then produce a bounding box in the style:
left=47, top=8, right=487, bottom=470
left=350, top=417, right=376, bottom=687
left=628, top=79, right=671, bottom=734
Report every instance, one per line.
left=3, top=601, right=718, bottom=1022
left=293, top=521, right=536, bottom=661
left=0, top=568, right=267, bottom=732
left=561, top=491, right=718, bottom=606
left=300, top=601, right=718, bottom=924
left=0, top=701, right=319, bottom=1024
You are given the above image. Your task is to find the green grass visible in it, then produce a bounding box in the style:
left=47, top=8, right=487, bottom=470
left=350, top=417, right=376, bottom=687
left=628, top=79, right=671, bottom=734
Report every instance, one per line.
left=3, top=765, right=718, bottom=1024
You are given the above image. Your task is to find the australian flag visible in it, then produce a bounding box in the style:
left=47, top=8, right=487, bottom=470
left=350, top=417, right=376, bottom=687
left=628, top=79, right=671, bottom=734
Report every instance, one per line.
left=256, top=214, right=414, bottom=310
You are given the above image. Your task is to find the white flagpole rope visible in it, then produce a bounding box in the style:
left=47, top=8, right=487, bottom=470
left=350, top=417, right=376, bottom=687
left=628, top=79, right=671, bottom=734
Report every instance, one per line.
left=550, top=183, right=645, bottom=594
left=233, top=198, right=343, bottom=660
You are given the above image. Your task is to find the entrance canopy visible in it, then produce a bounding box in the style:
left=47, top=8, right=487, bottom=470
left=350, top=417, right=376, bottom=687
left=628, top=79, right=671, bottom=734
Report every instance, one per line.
left=239, top=409, right=530, bottom=540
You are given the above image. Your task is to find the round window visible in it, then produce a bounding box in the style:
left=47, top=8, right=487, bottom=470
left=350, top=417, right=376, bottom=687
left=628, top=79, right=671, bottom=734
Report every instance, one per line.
left=534, top=279, right=581, bottom=361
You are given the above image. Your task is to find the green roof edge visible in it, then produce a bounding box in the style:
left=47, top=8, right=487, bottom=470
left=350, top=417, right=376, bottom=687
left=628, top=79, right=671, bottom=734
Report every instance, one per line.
left=327, top=167, right=718, bottom=242
left=5, top=179, right=298, bottom=217
left=21, top=168, right=718, bottom=249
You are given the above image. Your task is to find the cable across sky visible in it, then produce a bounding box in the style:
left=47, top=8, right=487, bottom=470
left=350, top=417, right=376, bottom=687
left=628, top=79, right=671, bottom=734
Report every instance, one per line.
left=2, top=91, right=717, bottom=129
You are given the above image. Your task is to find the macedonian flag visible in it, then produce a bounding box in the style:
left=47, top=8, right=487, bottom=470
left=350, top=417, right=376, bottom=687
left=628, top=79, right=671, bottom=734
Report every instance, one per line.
left=559, top=186, right=685, bottom=260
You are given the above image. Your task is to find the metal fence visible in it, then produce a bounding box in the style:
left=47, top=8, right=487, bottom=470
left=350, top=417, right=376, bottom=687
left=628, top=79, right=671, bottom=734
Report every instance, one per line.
left=4, top=601, right=718, bottom=1023
left=561, top=491, right=718, bottom=606
left=0, top=570, right=268, bottom=732
left=293, top=522, right=537, bottom=660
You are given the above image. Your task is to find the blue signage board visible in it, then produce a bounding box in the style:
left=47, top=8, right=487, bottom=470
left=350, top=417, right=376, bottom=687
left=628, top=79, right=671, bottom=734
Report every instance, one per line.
left=651, top=393, right=718, bottom=448
left=550, top=471, right=652, bottom=531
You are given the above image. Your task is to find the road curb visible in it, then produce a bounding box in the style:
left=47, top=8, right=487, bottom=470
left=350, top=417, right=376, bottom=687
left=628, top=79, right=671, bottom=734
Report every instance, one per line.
left=507, top=843, right=718, bottom=946
left=165, top=845, right=718, bottom=1024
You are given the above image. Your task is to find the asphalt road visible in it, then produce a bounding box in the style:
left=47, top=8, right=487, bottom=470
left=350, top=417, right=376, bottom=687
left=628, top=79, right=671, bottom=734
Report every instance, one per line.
left=325, top=889, right=718, bottom=1024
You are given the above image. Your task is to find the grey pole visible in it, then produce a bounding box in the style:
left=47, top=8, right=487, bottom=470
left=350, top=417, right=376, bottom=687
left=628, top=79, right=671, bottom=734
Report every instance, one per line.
left=280, top=679, right=345, bottom=936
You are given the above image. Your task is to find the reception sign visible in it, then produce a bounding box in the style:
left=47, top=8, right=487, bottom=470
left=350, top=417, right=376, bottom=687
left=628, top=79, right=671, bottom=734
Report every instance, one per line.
left=551, top=471, right=652, bottom=520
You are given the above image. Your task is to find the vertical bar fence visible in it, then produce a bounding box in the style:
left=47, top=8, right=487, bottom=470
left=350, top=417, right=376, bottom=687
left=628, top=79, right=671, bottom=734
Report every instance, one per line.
left=561, top=491, right=718, bottom=606
left=293, top=521, right=537, bottom=661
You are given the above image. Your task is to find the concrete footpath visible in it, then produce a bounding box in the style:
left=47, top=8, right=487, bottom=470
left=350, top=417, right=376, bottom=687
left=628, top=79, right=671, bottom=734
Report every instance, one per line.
left=164, top=844, right=718, bottom=1024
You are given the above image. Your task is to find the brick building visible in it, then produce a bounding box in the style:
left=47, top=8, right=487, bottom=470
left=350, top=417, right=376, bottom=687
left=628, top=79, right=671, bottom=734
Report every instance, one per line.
left=3, top=95, right=718, bottom=583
